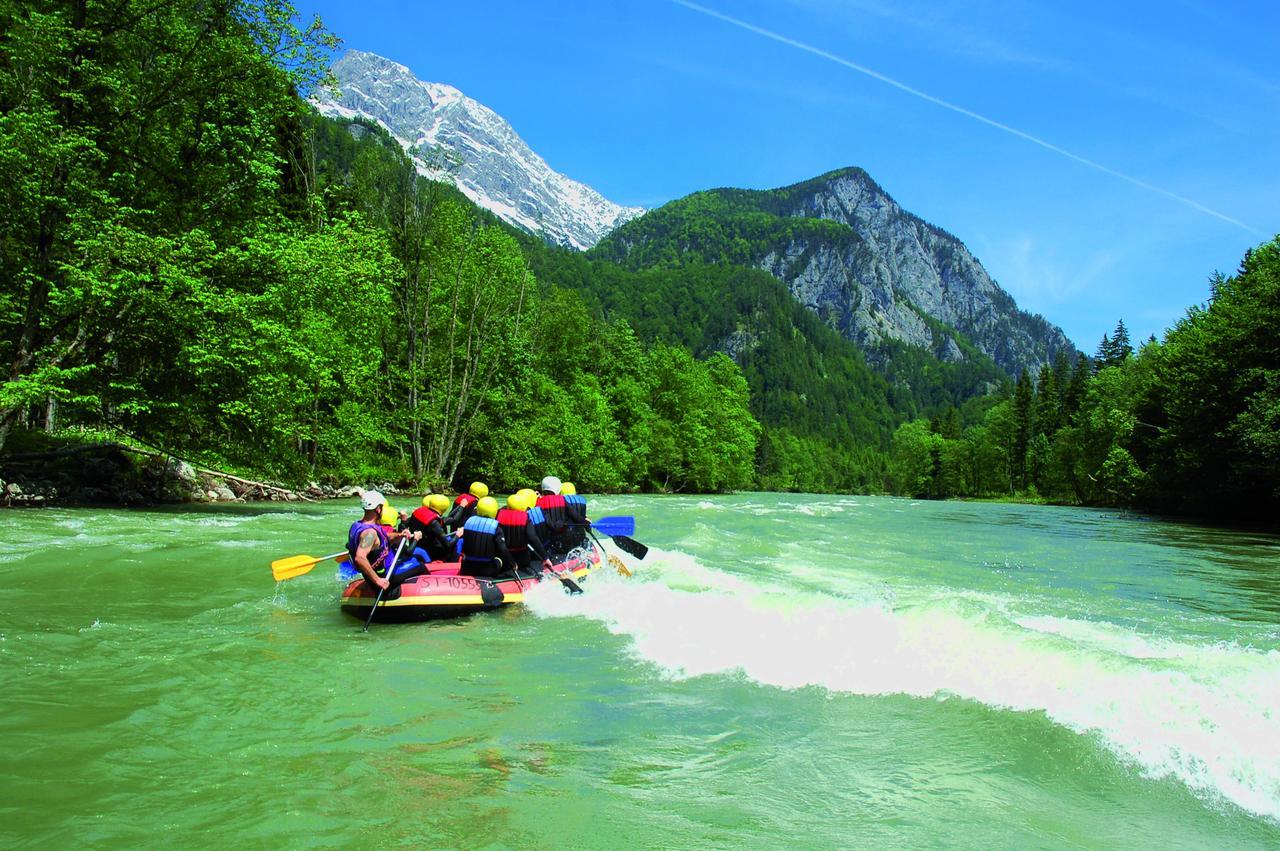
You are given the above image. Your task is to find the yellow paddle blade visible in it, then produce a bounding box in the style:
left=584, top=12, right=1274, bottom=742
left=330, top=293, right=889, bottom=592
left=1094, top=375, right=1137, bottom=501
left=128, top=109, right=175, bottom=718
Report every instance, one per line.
left=608, top=554, right=632, bottom=577
left=271, top=551, right=346, bottom=582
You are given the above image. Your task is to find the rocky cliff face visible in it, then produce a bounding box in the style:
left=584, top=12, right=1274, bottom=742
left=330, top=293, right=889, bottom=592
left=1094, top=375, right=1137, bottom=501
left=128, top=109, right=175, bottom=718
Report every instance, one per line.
left=601, top=168, right=1074, bottom=377
left=313, top=50, right=643, bottom=250
left=776, top=169, right=1071, bottom=372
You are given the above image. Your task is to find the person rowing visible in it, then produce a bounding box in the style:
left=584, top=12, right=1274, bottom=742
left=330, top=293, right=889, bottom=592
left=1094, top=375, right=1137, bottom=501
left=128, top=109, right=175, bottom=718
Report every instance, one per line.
left=561, top=481, right=589, bottom=551
left=535, top=475, right=570, bottom=557
left=496, top=491, right=554, bottom=579
left=443, top=481, right=489, bottom=533
left=458, top=496, right=516, bottom=579
left=403, top=493, right=456, bottom=563
left=348, top=490, right=427, bottom=592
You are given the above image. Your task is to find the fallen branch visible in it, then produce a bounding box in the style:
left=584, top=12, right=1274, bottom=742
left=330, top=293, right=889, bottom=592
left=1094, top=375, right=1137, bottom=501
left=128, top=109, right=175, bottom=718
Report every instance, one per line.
left=121, top=445, right=314, bottom=502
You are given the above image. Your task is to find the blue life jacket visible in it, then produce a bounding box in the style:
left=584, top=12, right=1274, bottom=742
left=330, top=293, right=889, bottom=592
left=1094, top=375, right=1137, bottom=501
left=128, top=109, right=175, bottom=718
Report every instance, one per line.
left=461, top=515, right=500, bottom=564
left=564, top=493, right=587, bottom=524
left=527, top=505, right=548, bottom=539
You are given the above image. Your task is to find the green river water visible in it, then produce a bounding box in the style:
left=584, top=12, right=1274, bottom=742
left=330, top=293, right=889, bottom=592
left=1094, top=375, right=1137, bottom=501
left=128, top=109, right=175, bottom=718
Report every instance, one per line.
left=2, top=494, right=1279, bottom=848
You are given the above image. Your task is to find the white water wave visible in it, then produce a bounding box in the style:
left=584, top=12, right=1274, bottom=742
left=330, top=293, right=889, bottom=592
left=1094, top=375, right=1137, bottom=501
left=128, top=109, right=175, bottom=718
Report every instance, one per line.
left=526, top=546, right=1280, bottom=823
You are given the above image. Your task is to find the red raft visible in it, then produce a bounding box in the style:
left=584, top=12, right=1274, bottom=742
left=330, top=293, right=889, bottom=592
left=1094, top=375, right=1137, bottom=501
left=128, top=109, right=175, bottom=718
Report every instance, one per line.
left=340, top=545, right=601, bottom=623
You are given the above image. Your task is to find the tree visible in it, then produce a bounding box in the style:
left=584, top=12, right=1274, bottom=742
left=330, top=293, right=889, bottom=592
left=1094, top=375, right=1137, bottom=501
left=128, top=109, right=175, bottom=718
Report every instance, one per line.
left=0, top=0, right=337, bottom=453
left=1063, top=353, right=1091, bottom=420
left=890, top=420, right=937, bottom=497
left=1143, top=239, right=1280, bottom=516
left=1012, top=370, right=1034, bottom=489
left=1033, top=363, right=1059, bottom=439
left=1111, top=319, right=1133, bottom=363
left=1094, top=334, right=1111, bottom=371
left=1094, top=320, right=1133, bottom=371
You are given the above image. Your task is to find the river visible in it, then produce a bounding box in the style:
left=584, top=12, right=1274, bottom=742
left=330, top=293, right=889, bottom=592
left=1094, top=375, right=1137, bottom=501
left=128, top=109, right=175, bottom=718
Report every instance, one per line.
left=2, top=494, right=1278, bottom=847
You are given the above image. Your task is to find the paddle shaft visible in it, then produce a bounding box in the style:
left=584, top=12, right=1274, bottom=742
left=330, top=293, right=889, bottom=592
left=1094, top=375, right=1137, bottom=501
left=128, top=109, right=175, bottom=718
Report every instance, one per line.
left=362, top=538, right=408, bottom=632
left=569, top=515, right=634, bottom=538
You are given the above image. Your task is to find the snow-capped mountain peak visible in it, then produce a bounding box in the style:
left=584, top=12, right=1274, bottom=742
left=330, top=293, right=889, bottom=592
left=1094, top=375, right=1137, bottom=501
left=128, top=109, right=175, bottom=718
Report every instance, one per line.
left=313, top=49, right=642, bottom=250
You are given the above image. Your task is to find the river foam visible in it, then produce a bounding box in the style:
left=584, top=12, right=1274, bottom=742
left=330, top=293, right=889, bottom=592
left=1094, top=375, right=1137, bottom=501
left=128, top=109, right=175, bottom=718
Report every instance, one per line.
left=526, top=546, right=1280, bottom=822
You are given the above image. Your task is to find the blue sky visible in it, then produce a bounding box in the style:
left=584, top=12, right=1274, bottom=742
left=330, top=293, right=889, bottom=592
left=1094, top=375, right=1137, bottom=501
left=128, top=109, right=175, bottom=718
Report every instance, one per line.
left=294, top=0, right=1278, bottom=350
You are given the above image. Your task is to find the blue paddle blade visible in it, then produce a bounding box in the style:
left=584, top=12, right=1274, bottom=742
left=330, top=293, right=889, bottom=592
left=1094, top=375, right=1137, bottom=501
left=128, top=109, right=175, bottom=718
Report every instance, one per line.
left=338, top=560, right=359, bottom=581
left=592, top=515, right=635, bottom=537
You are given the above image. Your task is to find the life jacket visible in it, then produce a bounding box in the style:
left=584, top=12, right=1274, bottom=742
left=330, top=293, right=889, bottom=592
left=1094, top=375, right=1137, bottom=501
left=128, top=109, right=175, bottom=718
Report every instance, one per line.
left=346, top=520, right=390, bottom=574
left=446, top=492, right=479, bottom=532
left=410, top=506, right=441, bottom=528
left=564, top=493, right=587, bottom=522
left=562, top=493, right=588, bottom=547
left=460, top=515, right=500, bottom=575
left=537, top=493, right=568, bottom=534
left=527, top=505, right=548, bottom=542
left=496, top=507, right=530, bottom=552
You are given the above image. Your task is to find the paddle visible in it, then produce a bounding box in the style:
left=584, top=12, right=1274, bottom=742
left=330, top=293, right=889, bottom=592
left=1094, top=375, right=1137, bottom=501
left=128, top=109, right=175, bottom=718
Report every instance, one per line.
left=588, top=528, right=634, bottom=576
left=542, top=562, right=584, bottom=595
left=477, top=577, right=505, bottom=607
left=272, top=550, right=347, bottom=582
left=610, top=534, right=648, bottom=561
left=362, top=538, right=408, bottom=633
left=587, top=515, right=635, bottom=537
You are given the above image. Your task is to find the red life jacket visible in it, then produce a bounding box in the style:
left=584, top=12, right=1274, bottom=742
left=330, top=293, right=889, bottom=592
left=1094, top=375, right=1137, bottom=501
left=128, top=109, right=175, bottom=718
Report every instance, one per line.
left=411, top=506, right=441, bottom=526
left=454, top=493, right=478, bottom=509
left=536, top=493, right=568, bottom=534
left=496, top=507, right=530, bottom=551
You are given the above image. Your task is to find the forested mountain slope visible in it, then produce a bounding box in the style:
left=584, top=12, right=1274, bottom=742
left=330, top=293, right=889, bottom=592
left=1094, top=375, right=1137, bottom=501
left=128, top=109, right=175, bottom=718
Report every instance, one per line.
left=311, top=115, right=901, bottom=489
left=593, top=168, right=1076, bottom=380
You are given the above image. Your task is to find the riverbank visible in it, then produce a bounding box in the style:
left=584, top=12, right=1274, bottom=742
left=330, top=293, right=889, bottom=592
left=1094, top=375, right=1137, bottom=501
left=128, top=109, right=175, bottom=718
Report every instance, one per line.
left=0, top=440, right=410, bottom=508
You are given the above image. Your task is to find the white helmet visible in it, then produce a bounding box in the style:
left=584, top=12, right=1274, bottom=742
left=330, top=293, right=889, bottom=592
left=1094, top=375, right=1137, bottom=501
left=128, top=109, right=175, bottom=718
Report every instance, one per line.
left=540, top=475, right=562, bottom=495
left=360, top=490, right=386, bottom=510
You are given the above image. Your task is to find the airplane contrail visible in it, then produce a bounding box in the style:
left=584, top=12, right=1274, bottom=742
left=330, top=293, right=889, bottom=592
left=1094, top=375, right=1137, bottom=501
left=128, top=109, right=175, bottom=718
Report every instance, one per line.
left=670, top=0, right=1257, bottom=234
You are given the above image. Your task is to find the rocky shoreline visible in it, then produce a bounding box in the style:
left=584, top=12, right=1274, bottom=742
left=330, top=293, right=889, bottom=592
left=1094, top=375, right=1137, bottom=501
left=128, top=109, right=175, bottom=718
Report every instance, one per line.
left=0, top=442, right=408, bottom=508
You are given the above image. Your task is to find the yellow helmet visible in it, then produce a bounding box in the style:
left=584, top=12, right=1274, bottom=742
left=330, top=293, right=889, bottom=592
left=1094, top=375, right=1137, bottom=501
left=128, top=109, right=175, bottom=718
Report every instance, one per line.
left=428, top=494, right=450, bottom=514
left=421, top=494, right=433, bottom=507
left=380, top=504, right=398, bottom=527
left=469, top=481, right=489, bottom=499
left=561, top=482, right=577, bottom=496
left=476, top=496, right=499, bottom=518
left=517, top=488, right=537, bottom=508
left=506, top=493, right=524, bottom=510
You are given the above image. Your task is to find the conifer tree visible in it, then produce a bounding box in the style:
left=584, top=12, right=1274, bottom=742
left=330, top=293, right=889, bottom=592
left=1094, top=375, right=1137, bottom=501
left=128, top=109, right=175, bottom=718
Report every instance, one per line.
left=1012, top=370, right=1034, bottom=489
left=1094, top=334, right=1112, bottom=371
left=1111, top=319, right=1133, bottom=363
left=1064, top=353, right=1090, bottom=417
left=1033, top=364, right=1058, bottom=439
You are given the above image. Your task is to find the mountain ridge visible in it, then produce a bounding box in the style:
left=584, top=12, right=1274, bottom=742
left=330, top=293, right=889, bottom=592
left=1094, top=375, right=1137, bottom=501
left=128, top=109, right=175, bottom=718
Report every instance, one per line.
left=313, top=49, right=643, bottom=250
left=594, top=167, right=1075, bottom=378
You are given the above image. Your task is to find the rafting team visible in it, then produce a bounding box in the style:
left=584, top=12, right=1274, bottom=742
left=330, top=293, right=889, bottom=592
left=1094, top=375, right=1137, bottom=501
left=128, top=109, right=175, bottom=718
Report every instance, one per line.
left=347, top=476, right=590, bottom=592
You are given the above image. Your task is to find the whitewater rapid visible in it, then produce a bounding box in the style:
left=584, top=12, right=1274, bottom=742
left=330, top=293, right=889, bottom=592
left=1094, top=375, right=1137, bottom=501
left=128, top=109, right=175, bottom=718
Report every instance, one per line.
left=526, top=545, right=1280, bottom=823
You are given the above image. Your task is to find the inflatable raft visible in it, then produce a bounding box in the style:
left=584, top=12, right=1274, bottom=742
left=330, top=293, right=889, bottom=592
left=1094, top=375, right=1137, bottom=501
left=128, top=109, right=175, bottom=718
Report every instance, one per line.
left=339, top=546, right=602, bottom=623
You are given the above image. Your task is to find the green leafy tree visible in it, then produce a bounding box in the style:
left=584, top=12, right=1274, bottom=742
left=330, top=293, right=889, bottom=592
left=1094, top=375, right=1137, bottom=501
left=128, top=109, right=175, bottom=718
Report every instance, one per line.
left=0, top=0, right=336, bottom=451
left=1142, top=239, right=1280, bottom=516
